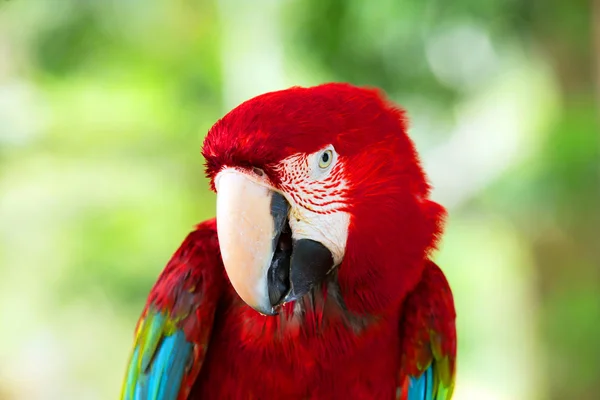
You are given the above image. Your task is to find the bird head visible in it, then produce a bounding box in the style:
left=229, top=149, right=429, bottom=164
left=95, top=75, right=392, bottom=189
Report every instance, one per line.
left=203, top=83, right=445, bottom=316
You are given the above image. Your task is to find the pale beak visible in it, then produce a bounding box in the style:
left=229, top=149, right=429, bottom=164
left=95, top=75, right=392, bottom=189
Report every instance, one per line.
left=215, top=168, right=335, bottom=316
left=215, top=169, right=289, bottom=315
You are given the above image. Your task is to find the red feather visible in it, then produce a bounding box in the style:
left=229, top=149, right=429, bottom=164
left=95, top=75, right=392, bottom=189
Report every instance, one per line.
left=398, top=261, right=457, bottom=399
left=122, top=83, right=456, bottom=399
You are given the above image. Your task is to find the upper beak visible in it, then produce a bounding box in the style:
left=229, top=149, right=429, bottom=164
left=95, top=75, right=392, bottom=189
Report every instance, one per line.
left=215, top=169, right=334, bottom=315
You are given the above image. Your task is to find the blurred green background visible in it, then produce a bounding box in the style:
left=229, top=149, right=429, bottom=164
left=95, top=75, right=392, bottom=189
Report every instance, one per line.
left=0, top=0, right=597, bottom=399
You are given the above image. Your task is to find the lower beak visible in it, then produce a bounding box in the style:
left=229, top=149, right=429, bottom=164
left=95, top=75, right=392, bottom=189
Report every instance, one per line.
left=215, top=169, right=334, bottom=315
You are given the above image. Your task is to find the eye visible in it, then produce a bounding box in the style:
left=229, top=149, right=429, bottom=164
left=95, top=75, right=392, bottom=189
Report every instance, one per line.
left=318, top=150, right=333, bottom=169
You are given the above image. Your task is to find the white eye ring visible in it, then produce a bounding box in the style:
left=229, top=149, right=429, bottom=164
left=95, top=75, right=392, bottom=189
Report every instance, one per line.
left=318, top=150, right=333, bottom=169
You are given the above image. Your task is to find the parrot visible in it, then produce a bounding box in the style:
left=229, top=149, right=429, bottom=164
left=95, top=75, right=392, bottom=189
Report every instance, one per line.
left=121, top=83, right=456, bottom=400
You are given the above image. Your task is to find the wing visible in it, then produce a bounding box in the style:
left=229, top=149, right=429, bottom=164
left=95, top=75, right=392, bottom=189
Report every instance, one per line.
left=121, top=219, right=224, bottom=400
left=398, top=260, right=457, bottom=400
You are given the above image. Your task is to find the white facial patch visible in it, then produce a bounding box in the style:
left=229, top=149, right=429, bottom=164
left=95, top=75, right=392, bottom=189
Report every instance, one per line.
left=274, top=145, right=351, bottom=265
left=288, top=207, right=350, bottom=266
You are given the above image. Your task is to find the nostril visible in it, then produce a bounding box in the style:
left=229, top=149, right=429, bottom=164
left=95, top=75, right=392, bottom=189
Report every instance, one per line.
left=252, top=167, right=265, bottom=177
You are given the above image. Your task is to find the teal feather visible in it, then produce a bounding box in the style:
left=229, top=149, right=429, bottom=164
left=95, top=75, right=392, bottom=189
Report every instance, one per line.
left=408, top=366, right=434, bottom=400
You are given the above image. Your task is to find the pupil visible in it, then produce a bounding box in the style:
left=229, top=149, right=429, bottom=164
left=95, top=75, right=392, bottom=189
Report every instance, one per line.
left=322, top=152, right=329, bottom=163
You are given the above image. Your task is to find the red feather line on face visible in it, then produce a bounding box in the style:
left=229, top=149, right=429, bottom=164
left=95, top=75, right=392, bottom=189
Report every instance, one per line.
left=274, top=153, right=350, bottom=215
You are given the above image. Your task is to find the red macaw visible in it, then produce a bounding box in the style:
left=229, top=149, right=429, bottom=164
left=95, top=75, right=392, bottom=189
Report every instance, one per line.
left=121, top=83, right=456, bottom=399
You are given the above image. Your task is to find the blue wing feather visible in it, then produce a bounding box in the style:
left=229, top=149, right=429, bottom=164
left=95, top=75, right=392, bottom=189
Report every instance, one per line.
left=121, top=222, right=224, bottom=400
left=407, top=364, right=434, bottom=400
left=122, top=310, right=194, bottom=400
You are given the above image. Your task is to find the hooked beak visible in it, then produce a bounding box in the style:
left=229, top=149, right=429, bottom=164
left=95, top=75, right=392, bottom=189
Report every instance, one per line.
left=215, top=169, right=334, bottom=315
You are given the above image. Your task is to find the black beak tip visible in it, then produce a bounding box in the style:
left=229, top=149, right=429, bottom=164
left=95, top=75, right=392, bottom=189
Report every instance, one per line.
left=258, top=306, right=279, bottom=316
